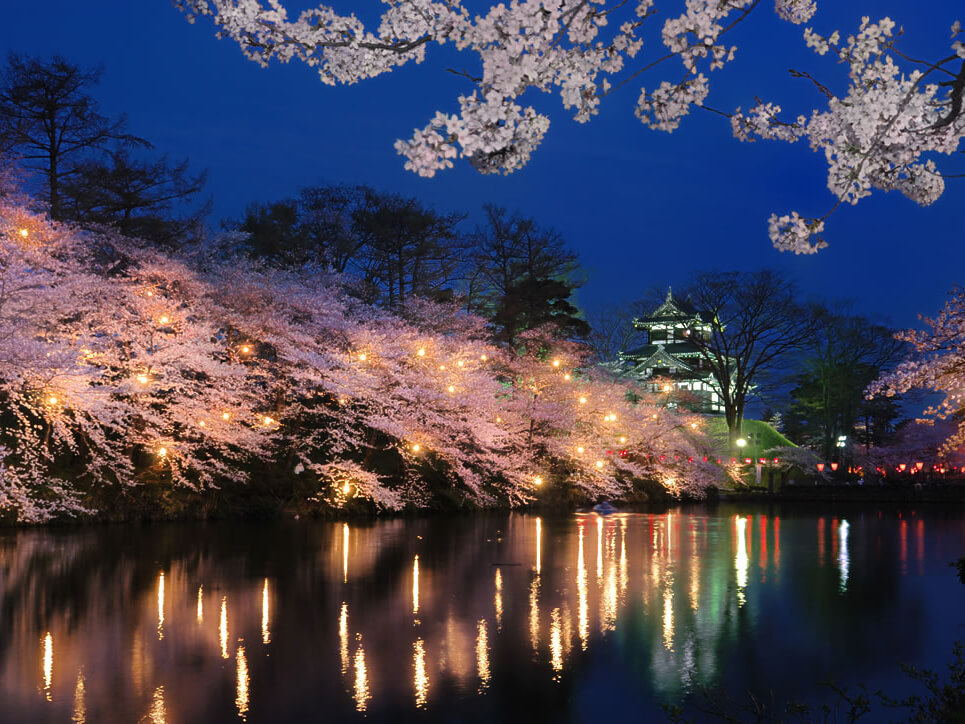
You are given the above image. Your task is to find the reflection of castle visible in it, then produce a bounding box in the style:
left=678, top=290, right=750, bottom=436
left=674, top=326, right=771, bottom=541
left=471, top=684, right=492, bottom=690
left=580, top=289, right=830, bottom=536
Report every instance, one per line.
left=620, top=288, right=725, bottom=414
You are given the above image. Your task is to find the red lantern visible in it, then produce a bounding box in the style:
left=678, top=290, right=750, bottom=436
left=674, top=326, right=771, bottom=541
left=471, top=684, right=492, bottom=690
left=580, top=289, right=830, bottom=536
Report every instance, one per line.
left=915, top=462, right=924, bottom=471
left=773, top=458, right=779, bottom=464
left=688, top=456, right=694, bottom=463
left=744, top=457, right=751, bottom=464
left=703, top=456, right=708, bottom=463
left=759, top=457, right=766, bottom=464
left=899, top=463, right=907, bottom=472
left=830, top=463, right=839, bottom=471
left=816, top=463, right=825, bottom=472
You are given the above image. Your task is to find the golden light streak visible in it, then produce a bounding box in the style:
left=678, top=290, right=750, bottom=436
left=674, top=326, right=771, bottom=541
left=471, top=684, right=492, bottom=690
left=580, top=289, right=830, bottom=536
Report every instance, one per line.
left=197, top=586, right=204, bottom=623
left=220, top=597, right=229, bottom=660
left=689, top=545, right=700, bottom=611
left=148, top=686, right=166, bottom=724
left=535, top=517, right=542, bottom=575
left=72, top=670, right=85, bottom=724
left=662, top=589, right=675, bottom=651
left=413, top=638, right=429, bottom=708
left=236, top=646, right=249, bottom=721
left=735, top=516, right=749, bottom=607
left=353, top=639, right=371, bottom=712
left=343, top=522, right=350, bottom=583
left=550, top=608, right=564, bottom=674
left=157, top=572, right=165, bottom=641
left=596, top=516, right=603, bottom=582
left=577, top=527, right=588, bottom=650
left=413, top=555, right=420, bottom=615
left=494, top=568, right=503, bottom=629
left=476, top=619, right=490, bottom=691
left=42, top=632, right=53, bottom=701
left=619, top=520, right=628, bottom=598
left=339, top=603, right=350, bottom=676
left=262, top=578, right=271, bottom=645
left=601, top=564, right=617, bottom=632
left=529, top=576, right=540, bottom=654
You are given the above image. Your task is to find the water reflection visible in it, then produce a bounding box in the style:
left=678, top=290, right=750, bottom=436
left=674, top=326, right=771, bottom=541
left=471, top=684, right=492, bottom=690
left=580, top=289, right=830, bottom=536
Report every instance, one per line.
left=0, top=509, right=956, bottom=722
left=838, top=520, right=850, bottom=592
left=413, top=638, right=428, bottom=708
left=236, top=646, right=249, bottom=721
left=72, top=669, right=85, bottom=723
left=220, top=596, right=229, bottom=660
left=42, top=631, right=52, bottom=701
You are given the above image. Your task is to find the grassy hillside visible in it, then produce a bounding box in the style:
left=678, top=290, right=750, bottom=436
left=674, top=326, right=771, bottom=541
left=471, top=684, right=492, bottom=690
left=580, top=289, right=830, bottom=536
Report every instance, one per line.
left=703, top=417, right=795, bottom=457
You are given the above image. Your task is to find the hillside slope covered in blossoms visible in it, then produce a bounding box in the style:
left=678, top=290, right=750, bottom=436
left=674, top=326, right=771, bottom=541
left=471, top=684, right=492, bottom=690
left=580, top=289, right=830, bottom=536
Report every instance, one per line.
left=0, top=190, right=732, bottom=523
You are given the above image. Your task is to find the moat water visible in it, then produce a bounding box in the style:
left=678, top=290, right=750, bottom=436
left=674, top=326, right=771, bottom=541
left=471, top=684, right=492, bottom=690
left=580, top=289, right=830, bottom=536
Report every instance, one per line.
left=1, top=504, right=963, bottom=722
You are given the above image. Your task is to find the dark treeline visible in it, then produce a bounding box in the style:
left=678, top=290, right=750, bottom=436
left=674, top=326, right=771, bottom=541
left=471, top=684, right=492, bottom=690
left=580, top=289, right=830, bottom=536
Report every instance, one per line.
left=228, top=192, right=590, bottom=344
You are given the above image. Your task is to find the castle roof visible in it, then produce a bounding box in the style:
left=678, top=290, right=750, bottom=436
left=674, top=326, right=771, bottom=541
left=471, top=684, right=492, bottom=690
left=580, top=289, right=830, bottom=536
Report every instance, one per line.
left=633, top=287, right=712, bottom=328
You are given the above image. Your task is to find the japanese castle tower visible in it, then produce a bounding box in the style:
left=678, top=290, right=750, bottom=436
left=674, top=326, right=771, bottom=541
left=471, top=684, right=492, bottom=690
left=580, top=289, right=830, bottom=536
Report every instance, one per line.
left=619, top=288, right=724, bottom=414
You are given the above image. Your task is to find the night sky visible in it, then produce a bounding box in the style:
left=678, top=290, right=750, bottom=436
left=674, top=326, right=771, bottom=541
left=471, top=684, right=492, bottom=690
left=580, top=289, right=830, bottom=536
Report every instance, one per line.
left=3, top=1, right=963, bottom=329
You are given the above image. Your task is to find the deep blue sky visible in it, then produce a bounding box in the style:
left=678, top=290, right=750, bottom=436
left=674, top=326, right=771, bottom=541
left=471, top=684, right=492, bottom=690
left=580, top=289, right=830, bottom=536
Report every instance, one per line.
left=3, top=1, right=962, bottom=328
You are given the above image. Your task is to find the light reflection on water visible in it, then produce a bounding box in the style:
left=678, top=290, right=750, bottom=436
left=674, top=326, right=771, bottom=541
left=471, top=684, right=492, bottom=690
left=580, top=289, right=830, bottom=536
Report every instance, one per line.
left=0, top=507, right=961, bottom=722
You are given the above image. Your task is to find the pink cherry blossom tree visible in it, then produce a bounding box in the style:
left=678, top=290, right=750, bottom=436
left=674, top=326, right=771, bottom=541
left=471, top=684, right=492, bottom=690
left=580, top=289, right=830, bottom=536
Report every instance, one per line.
left=0, top=186, right=729, bottom=522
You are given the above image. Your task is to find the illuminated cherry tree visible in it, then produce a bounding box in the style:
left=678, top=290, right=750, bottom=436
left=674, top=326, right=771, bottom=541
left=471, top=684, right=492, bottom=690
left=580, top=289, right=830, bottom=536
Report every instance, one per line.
left=869, top=287, right=965, bottom=458
left=176, top=0, right=965, bottom=252
left=0, top=188, right=731, bottom=521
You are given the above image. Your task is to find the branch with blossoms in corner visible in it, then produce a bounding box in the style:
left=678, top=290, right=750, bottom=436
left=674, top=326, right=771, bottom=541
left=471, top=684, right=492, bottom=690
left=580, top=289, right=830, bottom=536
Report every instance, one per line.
left=176, top=1, right=964, bottom=252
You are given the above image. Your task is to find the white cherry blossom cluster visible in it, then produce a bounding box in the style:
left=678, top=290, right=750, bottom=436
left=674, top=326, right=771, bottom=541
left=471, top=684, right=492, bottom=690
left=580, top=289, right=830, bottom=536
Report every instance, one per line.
left=177, top=2, right=965, bottom=252
left=774, top=0, right=816, bottom=26
left=766, top=212, right=826, bottom=254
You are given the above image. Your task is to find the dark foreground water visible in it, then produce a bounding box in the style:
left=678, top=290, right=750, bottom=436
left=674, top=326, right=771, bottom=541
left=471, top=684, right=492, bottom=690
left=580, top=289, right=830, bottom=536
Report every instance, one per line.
left=1, top=505, right=964, bottom=723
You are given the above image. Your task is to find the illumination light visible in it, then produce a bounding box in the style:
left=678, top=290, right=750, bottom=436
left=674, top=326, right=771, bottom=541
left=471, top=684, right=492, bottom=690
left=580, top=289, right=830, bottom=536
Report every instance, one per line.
left=577, top=446, right=585, bottom=454
left=662, top=384, right=671, bottom=392
left=480, top=355, right=488, bottom=361
left=198, top=420, right=206, bottom=427
left=241, top=345, right=251, bottom=354
left=137, top=375, right=149, bottom=384
left=448, top=385, right=455, bottom=393
left=47, top=395, right=58, bottom=405
left=552, top=359, right=561, bottom=368
left=439, top=365, right=446, bottom=371
left=495, top=416, right=502, bottom=423
left=457, top=360, right=464, bottom=367
left=595, top=460, right=603, bottom=468
left=19, top=228, right=28, bottom=238
left=343, top=482, right=351, bottom=494
left=690, top=422, right=698, bottom=429
left=564, top=373, right=571, bottom=381
left=412, top=444, right=421, bottom=452
left=222, top=412, right=231, bottom=420
left=417, top=348, right=426, bottom=356
left=158, top=447, right=168, bottom=457
left=619, top=436, right=626, bottom=444
left=159, top=316, right=170, bottom=325
left=358, top=353, right=367, bottom=362
left=579, top=397, right=587, bottom=404
left=736, top=438, right=747, bottom=448
left=264, top=416, right=274, bottom=425
left=534, top=476, right=543, bottom=486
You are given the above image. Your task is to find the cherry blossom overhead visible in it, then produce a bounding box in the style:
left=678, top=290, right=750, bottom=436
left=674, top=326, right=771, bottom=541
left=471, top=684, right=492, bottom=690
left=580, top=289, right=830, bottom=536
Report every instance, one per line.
left=176, top=0, right=965, bottom=253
